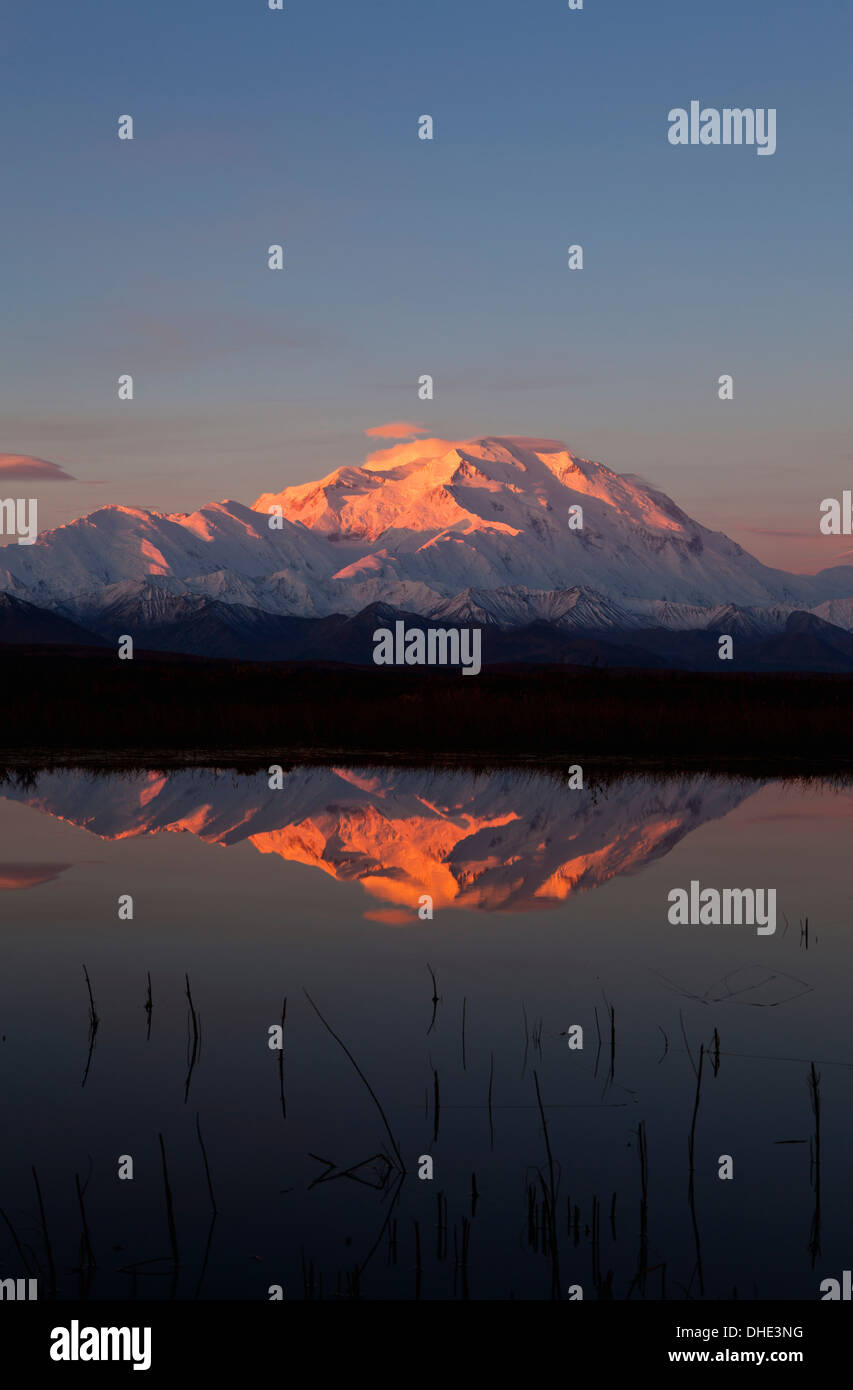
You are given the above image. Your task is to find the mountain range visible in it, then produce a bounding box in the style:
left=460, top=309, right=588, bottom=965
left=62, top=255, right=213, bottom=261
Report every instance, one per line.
left=3, top=435, right=852, bottom=669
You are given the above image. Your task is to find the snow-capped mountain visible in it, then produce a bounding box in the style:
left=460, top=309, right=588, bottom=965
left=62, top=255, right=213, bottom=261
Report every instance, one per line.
left=2, top=435, right=852, bottom=650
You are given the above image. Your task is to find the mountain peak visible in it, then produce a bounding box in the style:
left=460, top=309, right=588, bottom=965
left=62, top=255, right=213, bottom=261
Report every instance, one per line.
left=252, top=433, right=693, bottom=550
left=4, top=431, right=853, bottom=634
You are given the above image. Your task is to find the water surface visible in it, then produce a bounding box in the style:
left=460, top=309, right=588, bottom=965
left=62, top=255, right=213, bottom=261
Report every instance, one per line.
left=1, top=766, right=851, bottom=1299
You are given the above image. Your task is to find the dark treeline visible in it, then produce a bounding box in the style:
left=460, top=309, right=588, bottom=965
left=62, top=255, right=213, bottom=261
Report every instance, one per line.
left=1, top=644, right=852, bottom=769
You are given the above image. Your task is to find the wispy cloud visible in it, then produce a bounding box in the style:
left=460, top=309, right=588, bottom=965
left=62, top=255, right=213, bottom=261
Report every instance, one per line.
left=0, top=863, right=73, bottom=891
left=0, top=454, right=76, bottom=482
left=363, top=436, right=455, bottom=470
left=363, top=908, right=415, bottom=925
left=738, top=525, right=815, bottom=539
left=364, top=421, right=429, bottom=440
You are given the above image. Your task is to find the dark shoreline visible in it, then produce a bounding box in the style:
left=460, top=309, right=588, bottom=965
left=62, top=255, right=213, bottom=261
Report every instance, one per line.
left=3, top=644, right=853, bottom=770
left=1, top=750, right=852, bottom=784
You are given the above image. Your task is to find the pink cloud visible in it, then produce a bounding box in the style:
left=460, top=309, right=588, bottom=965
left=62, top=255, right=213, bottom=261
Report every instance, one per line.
left=0, top=454, right=76, bottom=482
left=364, top=421, right=429, bottom=440
left=0, top=863, right=73, bottom=891
left=363, top=436, right=455, bottom=470
left=738, top=526, right=814, bottom=540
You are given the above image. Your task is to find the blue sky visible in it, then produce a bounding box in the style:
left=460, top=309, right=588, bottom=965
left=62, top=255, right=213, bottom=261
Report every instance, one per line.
left=1, top=0, right=851, bottom=569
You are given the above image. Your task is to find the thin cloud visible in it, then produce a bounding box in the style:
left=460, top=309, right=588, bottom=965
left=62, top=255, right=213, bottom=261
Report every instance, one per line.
left=364, top=421, right=429, bottom=440
left=0, top=863, right=73, bottom=891
left=622, top=471, right=661, bottom=491
left=738, top=526, right=826, bottom=539
left=364, top=436, right=455, bottom=470
left=0, top=454, right=76, bottom=482
left=363, top=908, right=415, bottom=925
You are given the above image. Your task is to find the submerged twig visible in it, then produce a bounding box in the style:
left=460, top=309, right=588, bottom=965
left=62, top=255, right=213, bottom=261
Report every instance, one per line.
left=533, top=1070, right=561, bottom=1299
left=32, top=1166, right=56, bottom=1298
left=184, top=974, right=200, bottom=1104
left=426, top=964, right=440, bottom=1036
left=195, top=1113, right=218, bottom=1216
left=688, top=1044, right=705, bottom=1175
left=303, top=989, right=404, bottom=1170
left=75, top=1171, right=97, bottom=1270
left=158, top=1133, right=180, bottom=1272
left=433, top=1069, right=440, bottom=1145
left=278, top=996, right=287, bottom=1120
left=520, top=1002, right=530, bottom=1079
left=81, top=964, right=99, bottom=1088
left=687, top=1042, right=705, bottom=1296
left=808, top=1061, right=822, bottom=1265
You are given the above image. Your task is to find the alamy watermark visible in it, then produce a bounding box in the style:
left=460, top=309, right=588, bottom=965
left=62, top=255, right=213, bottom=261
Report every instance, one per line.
left=0, top=1277, right=38, bottom=1300
left=667, top=880, right=776, bottom=935
left=373, top=621, right=482, bottom=675
left=50, top=1321, right=151, bottom=1371
left=820, top=492, right=853, bottom=534
left=668, top=103, right=776, bottom=156
left=0, top=498, right=38, bottom=544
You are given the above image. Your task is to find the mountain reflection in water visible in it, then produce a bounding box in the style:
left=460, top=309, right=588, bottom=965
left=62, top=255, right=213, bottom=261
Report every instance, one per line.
left=1, top=767, right=754, bottom=915
left=1, top=765, right=851, bottom=1300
